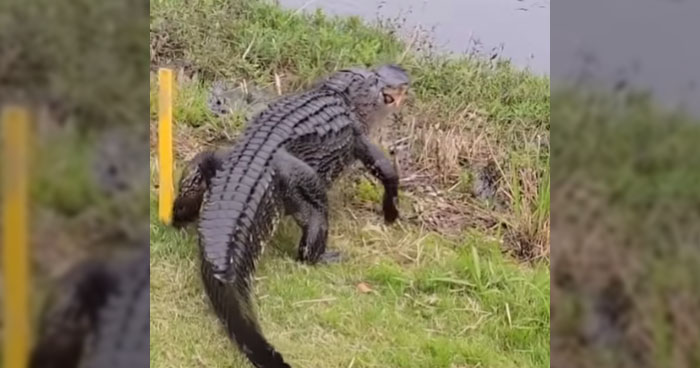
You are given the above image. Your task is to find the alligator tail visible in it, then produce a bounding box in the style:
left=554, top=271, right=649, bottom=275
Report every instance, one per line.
left=200, top=252, right=290, bottom=368
left=197, top=154, right=289, bottom=367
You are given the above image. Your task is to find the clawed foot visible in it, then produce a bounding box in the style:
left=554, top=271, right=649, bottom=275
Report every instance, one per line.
left=317, top=250, right=344, bottom=264
left=383, top=196, right=399, bottom=224
left=297, top=249, right=344, bottom=265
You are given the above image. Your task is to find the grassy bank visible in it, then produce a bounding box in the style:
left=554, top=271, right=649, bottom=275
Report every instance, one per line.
left=150, top=0, right=550, bottom=367
left=551, top=88, right=700, bottom=368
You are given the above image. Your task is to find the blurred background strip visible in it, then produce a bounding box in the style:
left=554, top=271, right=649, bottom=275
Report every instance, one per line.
left=2, top=105, right=31, bottom=368
left=158, top=68, right=174, bottom=224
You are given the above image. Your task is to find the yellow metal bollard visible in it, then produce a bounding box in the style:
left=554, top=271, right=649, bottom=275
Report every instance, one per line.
left=158, top=68, right=174, bottom=224
left=2, top=105, right=30, bottom=368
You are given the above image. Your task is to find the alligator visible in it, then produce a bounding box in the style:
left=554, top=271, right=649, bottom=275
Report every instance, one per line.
left=191, top=64, right=410, bottom=368
left=29, top=248, right=149, bottom=368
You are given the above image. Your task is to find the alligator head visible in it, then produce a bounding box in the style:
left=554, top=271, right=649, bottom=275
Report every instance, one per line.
left=322, top=63, right=411, bottom=132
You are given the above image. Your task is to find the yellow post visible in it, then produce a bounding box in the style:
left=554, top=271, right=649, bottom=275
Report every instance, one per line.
left=2, top=105, right=30, bottom=368
left=158, top=68, right=174, bottom=224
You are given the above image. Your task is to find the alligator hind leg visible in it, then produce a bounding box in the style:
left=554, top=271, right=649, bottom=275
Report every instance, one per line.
left=294, top=204, right=343, bottom=264
left=172, top=147, right=232, bottom=228
left=273, top=150, right=341, bottom=264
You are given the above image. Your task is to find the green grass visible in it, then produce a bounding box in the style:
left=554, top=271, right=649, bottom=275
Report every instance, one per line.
left=150, top=0, right=550, bottom=367
left=30, top=127, right=101, bottom=217
left=150, top=197, right=549, bottom=368
left=1, top=0, right=147, bottom=128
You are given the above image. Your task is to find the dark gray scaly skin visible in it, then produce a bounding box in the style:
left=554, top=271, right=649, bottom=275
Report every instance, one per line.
left=29, top=260, right=120, bottom=368
left=79, top=249, right=149, bottom=368
left=29, top=248, right=149, bottom=368
left=196, top=64, right=410, bottom=368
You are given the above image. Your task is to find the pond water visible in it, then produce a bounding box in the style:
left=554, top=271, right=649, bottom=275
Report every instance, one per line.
left=279, top=0, right=699, bottom=116
left=277, top=0, right=550, bottom=75
left=553, top=0, right=700, bottom=116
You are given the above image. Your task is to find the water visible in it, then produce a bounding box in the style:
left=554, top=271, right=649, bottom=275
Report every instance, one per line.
left=279, top=0, right=699, bottom=116
left=277, top=0, right=550, bottom=75
left=553, top=0, right=700, bottom=116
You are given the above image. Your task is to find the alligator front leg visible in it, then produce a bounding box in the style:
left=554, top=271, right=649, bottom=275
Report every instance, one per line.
left=273, top=150, right=341, bottom=264
left=354, top=134, right=400, bottom=224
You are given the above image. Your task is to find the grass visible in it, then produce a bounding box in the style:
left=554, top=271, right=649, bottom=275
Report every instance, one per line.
left=150, top=0, right=550, bottom=367
left=1, top=0, right=147, bottom=127
left=551, top=87, right=700, bottom=368
left=0, top=121, right=149, bottom=368
left=150, top=199, right=550, bottom=367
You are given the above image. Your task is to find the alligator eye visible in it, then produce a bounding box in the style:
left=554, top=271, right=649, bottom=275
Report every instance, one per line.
left=383, top=93, right=394, bottom=104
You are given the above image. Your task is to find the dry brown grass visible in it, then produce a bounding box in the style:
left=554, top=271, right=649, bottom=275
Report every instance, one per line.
left=551, top=176, right=700, bottom=368
left=375, top=99, right=549, bottom=260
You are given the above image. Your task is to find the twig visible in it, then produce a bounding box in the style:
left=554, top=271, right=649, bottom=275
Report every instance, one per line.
left=398, top=26, right=421, bottom=63
left=505, top=302, right=513, bottom=327
left=446, top=181, right=461, bottom=193
left=241, top=35, right=256, bottom=61
left=408, top=116, right=417, bottom=151
left=458, top=313, right=488, bottom=336
left=485, top=137, right=513, bottom=201
left=392, top=137, right=411, bottom=146
left=274, top=73, right=282, bottom=95
left=292, top=297, right=337, bottom=306
left=240, top=80, right=249, bottom=95
left=293, top=0, right=318, bottom=15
